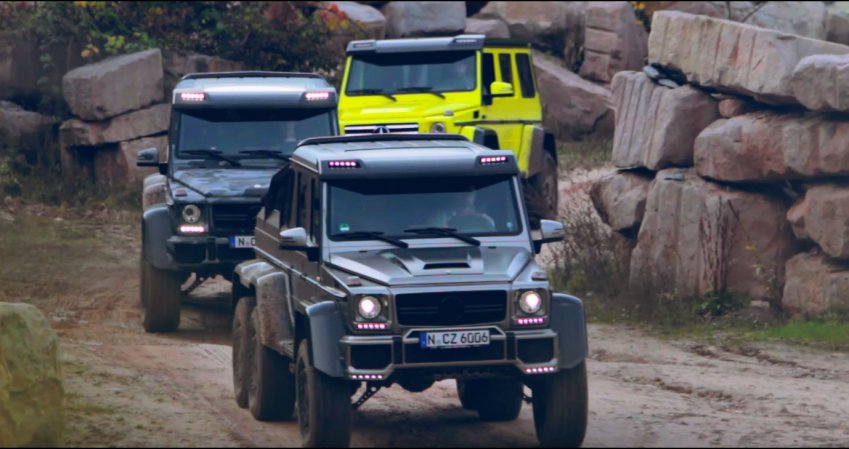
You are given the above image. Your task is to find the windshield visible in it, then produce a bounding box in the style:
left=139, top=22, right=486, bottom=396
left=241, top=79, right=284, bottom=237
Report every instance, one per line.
left=327, top=176, right=522, bottom=241
left=175, top=108, right=334, bottom=163
left=346, top=51, right=477, bottom=96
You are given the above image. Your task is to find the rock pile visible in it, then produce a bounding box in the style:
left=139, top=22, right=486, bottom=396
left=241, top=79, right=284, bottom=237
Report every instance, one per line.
left=591, top=10, right=849, bottom=316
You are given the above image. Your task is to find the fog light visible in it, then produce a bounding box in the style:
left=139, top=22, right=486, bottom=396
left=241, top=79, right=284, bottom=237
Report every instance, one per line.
left=429, top=122, right=447, bottom=133
left=519, top=291, right=542, bottom=314
left=357, top=296, right=381, bottom=320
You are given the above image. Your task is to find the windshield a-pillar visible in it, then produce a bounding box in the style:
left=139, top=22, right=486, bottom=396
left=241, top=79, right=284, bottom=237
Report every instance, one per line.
left=174, top=108, right=334, bottom=163
left=327, top=175, right=522, bottom=241
left=346, top=51, right=477, bottom=96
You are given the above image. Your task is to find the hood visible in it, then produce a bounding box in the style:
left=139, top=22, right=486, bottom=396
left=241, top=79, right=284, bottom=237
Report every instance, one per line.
left=328, top=245, right=532, bottom=286
left=173, top=168, right=277, bottom=198
left=339, top=95, right=476, bottom=122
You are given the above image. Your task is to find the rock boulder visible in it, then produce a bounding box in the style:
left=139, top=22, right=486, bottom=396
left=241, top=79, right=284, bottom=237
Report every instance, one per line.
left=59, top=104, right=170, bottom=148
left=590, top=170, right=653, bottom=233
left=785, top=184, right=849, bottom=260
left=579, top=2, right=648, bottom=83
left=382, top=1, right=465, bottom=38
left=783, top=250, right=849, bottom=316
left=464, top=18, right=510, bottom=38
left=791, top=53, right=849, bottom=112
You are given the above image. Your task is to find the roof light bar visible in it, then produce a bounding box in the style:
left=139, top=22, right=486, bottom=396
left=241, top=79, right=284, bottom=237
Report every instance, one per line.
left=480, top=155, right=509, bottom=165
left=328, top=160, right=361, bottom=168
left=356, top=322, right=388, bottom=330
left=305, top=91, right=331, bottom=101
left=180, top=92, right=207, bottom=102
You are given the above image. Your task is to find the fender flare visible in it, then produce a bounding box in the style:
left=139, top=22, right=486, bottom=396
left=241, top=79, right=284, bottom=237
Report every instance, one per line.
left=526, top=126, right=556, bottom=178
left=255, top=271, right=296, bottom=358
left=550, top=292, right=588, bottom=370
left=142, top=205, right=175, bottom=271
left=304, top=301, right=347, bottom=377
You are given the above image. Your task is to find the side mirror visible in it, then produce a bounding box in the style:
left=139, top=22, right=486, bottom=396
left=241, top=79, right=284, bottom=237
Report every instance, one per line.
left=279, top=227, right=310, bottom=249
left=533, top=219, right=566, bottom=254
left=136, top=146, right=167, bottom=175
left=489, top=81, right=514, bottom=97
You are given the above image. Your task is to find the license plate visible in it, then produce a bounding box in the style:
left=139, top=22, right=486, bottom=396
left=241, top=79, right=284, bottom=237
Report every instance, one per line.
left=420, top=330, right=490, bottom=349
left=229, top=235, right=255, bottom=248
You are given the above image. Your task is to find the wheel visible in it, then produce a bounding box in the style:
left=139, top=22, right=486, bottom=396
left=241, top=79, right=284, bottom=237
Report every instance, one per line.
left=140, top=259, right=182, bottom=333
left=532, top=362, right=588, bottom=448
left=296, top=339, right=352, bottom=447
left=474, top=378, right=523, bottom=422
left=247, top=307, right=295, bottom=421
left=455, top=379, right=482, bottom=410
left=232, top=296, right=256, bottom=409
left=527, top=152, right=559, bottom=226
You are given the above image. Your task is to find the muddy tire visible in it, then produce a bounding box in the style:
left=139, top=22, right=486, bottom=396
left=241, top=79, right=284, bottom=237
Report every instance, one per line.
left=455, top=379, right=483, bottom=410
left=296, top=339, right=352, bottom=447
left=141, top=259, right=181, bottom=333
left=232, top=296, right=256, bottom=409
left=532, top=362, right=588, bottom=448
left=527, top=152, right=559, bottom=226
left=474, top=378, right=523, bottom=422
left=247, top=307, right=295, bottom=421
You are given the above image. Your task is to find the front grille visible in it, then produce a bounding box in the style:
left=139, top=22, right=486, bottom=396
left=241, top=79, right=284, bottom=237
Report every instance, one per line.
left=211, top=204, right=261, bottom=235
left=344, top=123, right=420, bottom=135
left=404, top=340, right=506, bottom=364
left=395, top=291, right=507, bottom=326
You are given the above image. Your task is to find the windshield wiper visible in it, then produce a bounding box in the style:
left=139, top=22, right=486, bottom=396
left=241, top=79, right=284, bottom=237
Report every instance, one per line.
left=331, top=231, right=409, bottom=248
left=181, top=149, right=242, bottom=167
left=403, top=227, right=480, bottom=246
left=238, top=149, right=291, bottom=162
left=347, top=88, right=397, bottom=102
left=395, top=86, right=446, bottom=99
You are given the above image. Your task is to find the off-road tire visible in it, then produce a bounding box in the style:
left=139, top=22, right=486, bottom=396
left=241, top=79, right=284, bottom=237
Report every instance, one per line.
left=232, top=296, right=257, bottom=409
left=141, top=259, right=181, bottom=333
left=527, top=152, right=559, bottom=225
left=296, top=339, right=352, bottom=448
left=532, top=362, right=588, bottom=448
left=247, top=307, right=295, bottom=421
left=474, top=378, right=523, bottom=421
left=455, top=379, right=483, bottom=410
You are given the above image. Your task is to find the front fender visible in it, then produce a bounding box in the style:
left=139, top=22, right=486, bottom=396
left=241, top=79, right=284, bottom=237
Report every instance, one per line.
left=550, top=292, right=588, bottom=370
left=305, top=301, right=347, bottom=378
left=255, top=271, right=295, bottom=358
left=142, top=205, right=176, bottom=271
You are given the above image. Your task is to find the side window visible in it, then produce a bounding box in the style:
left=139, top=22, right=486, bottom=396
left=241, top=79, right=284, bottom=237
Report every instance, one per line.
left=271, top=169, right=295, bottom=227
left=498, top=53, right=514, bottom=91
left=310, top=178, right=321, bottom=242
left=482, top=52, right=495, bottom=95
left=296, top=172, right=308, bottom=229
left=516, top=53, right=536, bottom=98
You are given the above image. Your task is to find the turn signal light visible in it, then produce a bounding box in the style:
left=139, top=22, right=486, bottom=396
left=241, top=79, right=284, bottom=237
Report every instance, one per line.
left=515, top=317, right=546, bottom=326
left=525, top=366, right=557, bottom=374
left=179, top=225, right=206, bottom=234
left=356, top=322, right=388, bottom=330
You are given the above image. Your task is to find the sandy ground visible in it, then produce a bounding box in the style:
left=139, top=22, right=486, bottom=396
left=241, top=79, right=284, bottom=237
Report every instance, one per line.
left=3, top=177, right=849, bottom=447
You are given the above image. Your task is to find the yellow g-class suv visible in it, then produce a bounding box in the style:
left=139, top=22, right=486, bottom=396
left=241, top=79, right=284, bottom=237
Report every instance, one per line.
left=338, top=34, right=558, bottom=225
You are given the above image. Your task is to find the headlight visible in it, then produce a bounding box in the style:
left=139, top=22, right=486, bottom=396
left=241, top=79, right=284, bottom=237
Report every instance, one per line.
left=430, top=122, right=447, bottom=133
left=181, top=204, right=202, bottom=224
left=357, top=296, right=382, bottom=320
left=518, top=291, right=543, bottom=314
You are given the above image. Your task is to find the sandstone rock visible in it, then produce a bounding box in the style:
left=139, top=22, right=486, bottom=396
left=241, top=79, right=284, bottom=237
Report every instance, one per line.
left=62, top=49, right=164, bottom=120
left=611, top=71, right=719, bottom=170
left=695, top=112, right=849, bottom=183
left=785, top=184, right=849, bottom=259
left=658, top=1, right=724, bottom=18
left=791, top=54, right=849, bottom=112
left=826, top=2, right=849, bottom=45
left=783, top=250, right=849, bottom=316
left=142, top=174, right=168, bottom=210
left=382, top=1, right=465, bottom=38
left=717, top=98, right=759, bottom=118
left=0, top=303, right=64, bottom=447
left=93, top=136, right=167, bottom=187
left=579, top=2, right=648, bottom=83
left=590, top=170, right=653, bottom=232
left=630, top=168, right=797, bottom=302
left=0, top=101, right=60, bottom=152
left=478, top=1, right=586, bottom=66
left=648, top=11, right=849, bottom=105
left=534, top=53, right=613, bottom=141
left=163, top=51, right=246, bottom=100
left=59, top=104, right=170, bottom=148
left=746, top=1, right=828, bottom=41
left=464, top=18, right=510, bottom=38
left=334, top=1, right=386, bottom=38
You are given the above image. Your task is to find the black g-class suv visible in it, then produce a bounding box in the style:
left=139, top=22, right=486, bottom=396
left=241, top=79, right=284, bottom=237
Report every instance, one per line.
left=136, top=71, right=338, bottom=333
left=231, top=134, right=588, bottom=448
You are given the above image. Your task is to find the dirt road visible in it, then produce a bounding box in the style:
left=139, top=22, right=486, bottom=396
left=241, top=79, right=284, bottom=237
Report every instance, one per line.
left=2, top=204, right=849, bottom=447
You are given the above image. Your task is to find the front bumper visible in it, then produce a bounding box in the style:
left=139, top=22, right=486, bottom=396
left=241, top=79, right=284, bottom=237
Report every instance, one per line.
left=166, top=235, right=254, bottom=274
left=341, top=326, right=559, bottom=381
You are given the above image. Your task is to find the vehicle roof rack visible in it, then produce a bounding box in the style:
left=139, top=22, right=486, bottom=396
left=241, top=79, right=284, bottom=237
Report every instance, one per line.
left=181, top=71, right=325, bottom=81
left=483, top=38, right=531, bottom=48
left=297, top=134, right=470, bottom=147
